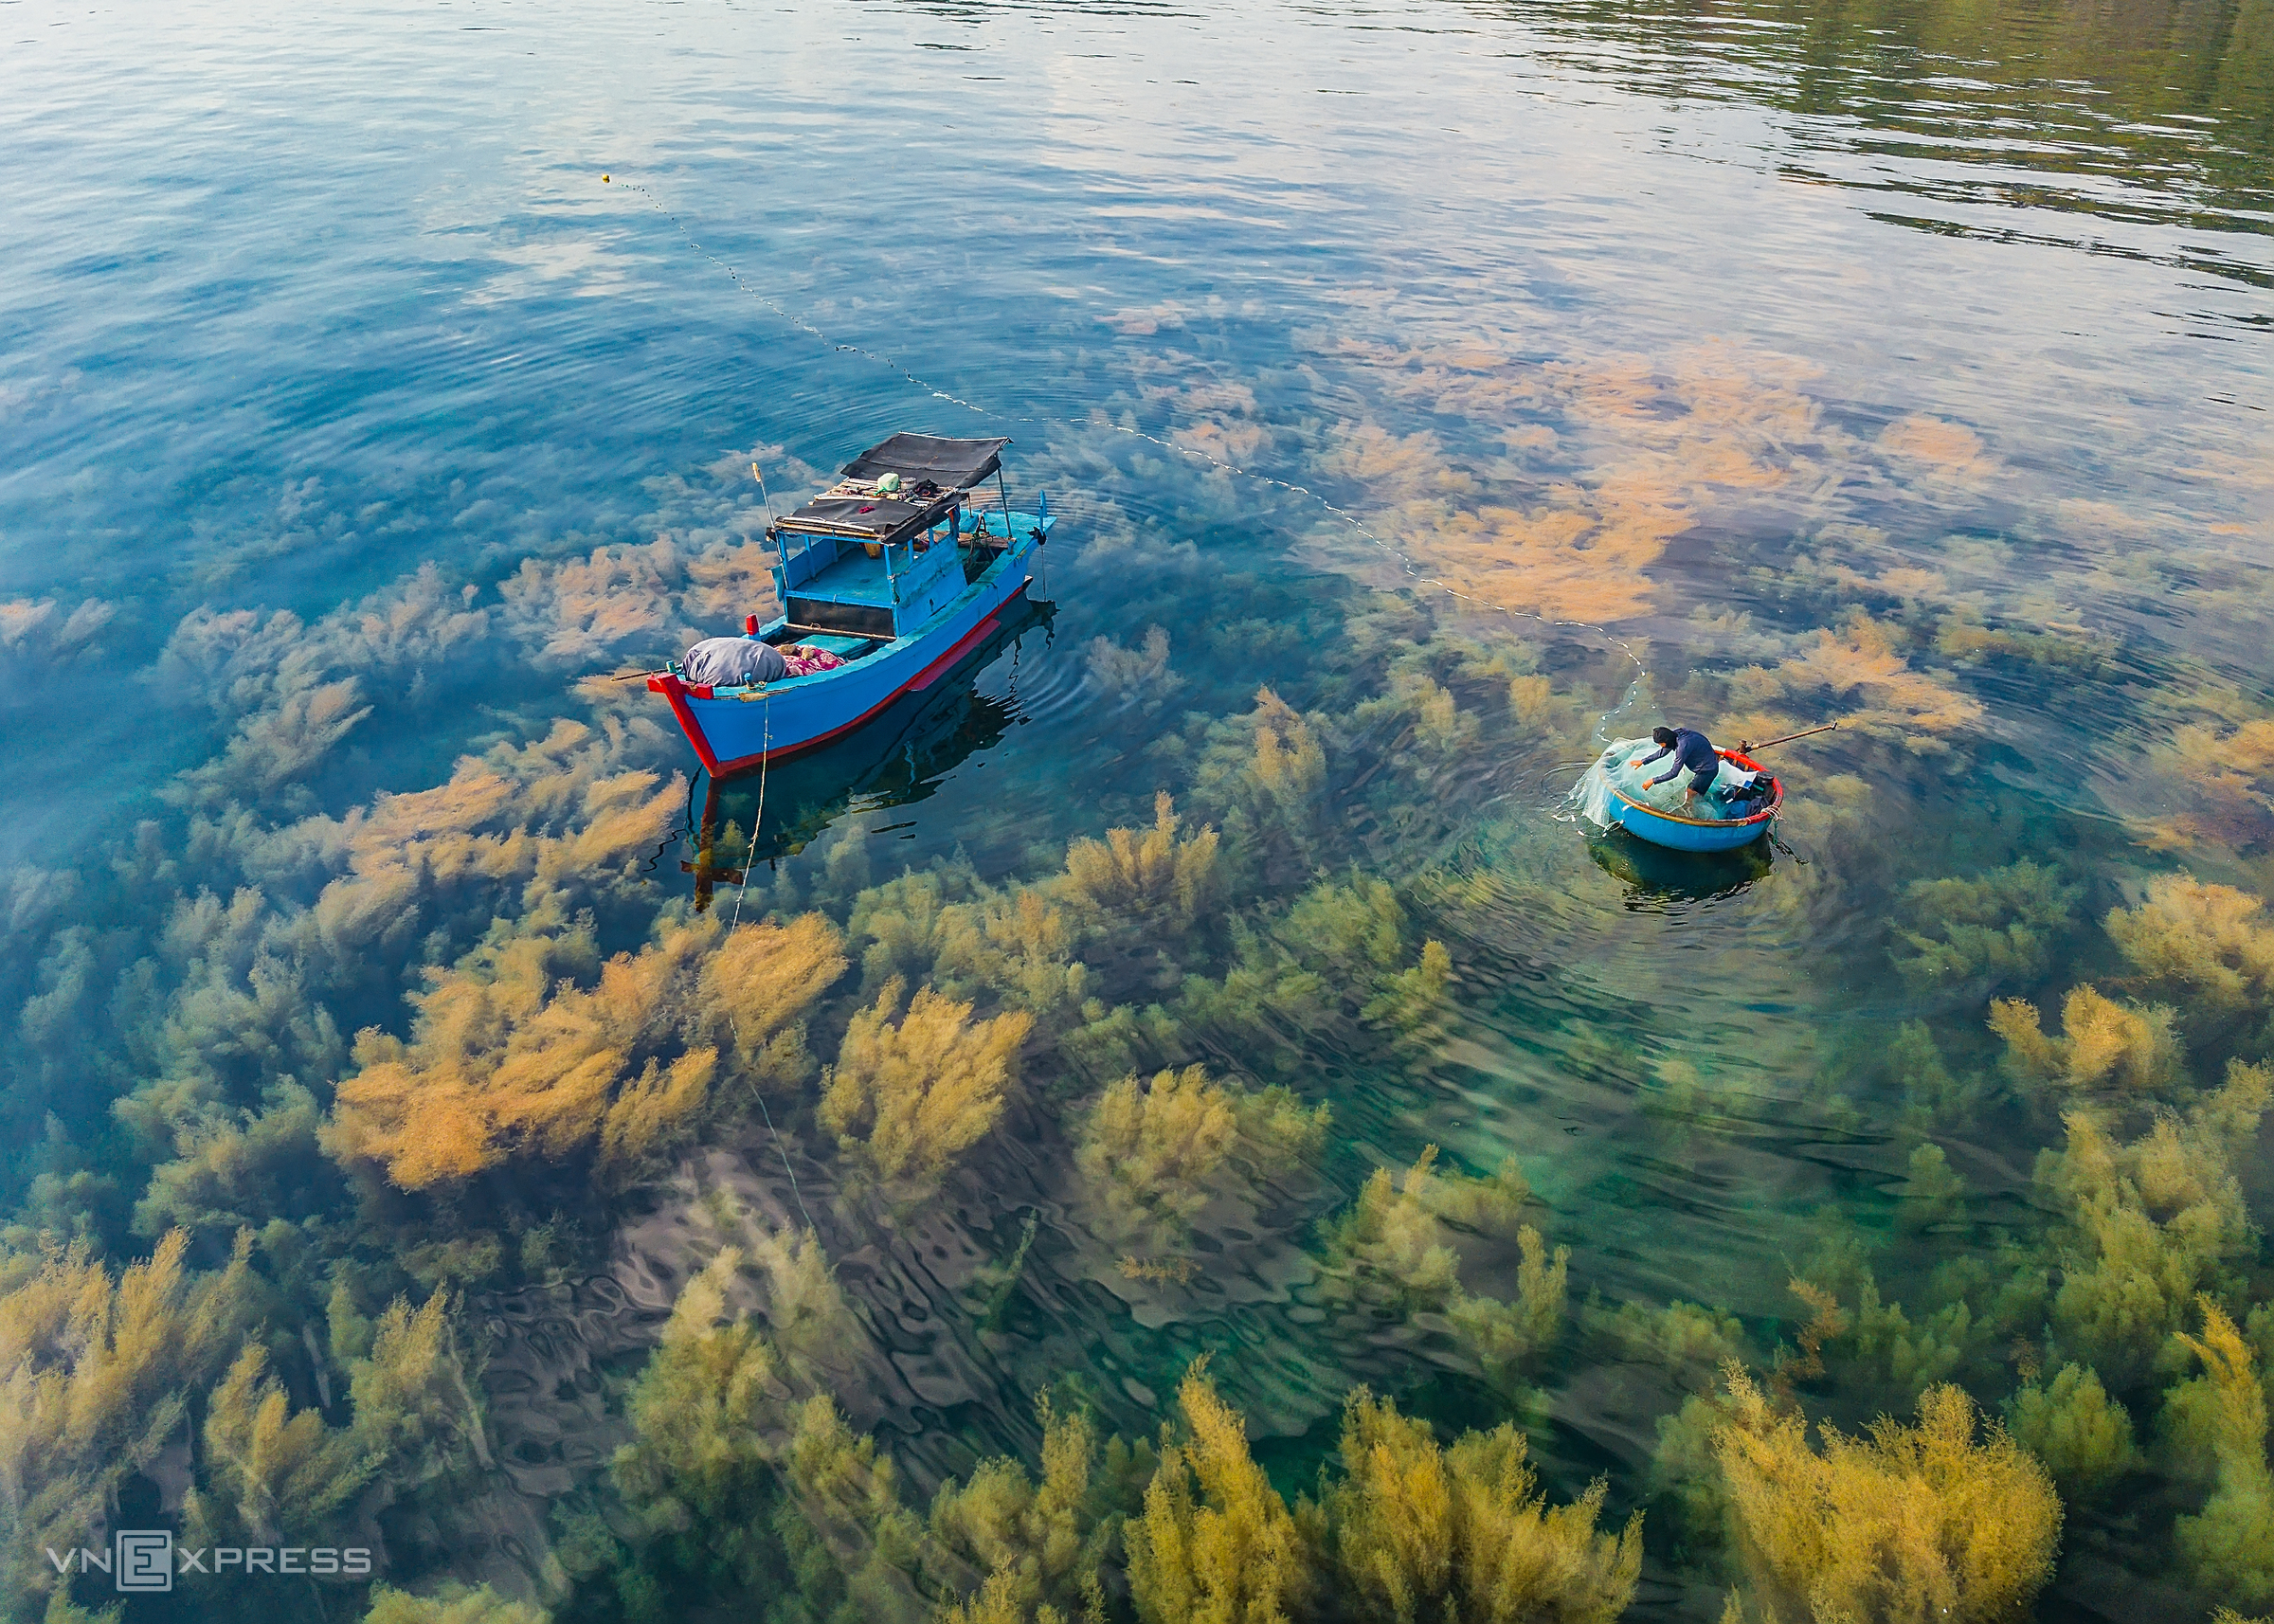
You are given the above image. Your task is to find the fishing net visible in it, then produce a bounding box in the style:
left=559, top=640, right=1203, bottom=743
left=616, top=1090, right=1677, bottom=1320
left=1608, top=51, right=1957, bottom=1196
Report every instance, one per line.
left=1571, top=738, right=1760, bottom=828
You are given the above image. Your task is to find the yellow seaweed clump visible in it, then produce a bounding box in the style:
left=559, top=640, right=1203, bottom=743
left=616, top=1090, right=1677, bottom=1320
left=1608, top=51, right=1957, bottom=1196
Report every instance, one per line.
left=2173, top=1299, right=2274, bottom=1608
left=1724, top=614, right=1983, bottom=754
left=1076, top=1066, right=1329, bottom=1237
left=1320, top=1148, right=1567, bottom=1388
left=1126, top=1362, right=1309, bottom=1624
left=820, top=978, right=1034, bottom=1189
left=2144, top=716, right=2274, bottom=857
left=2035, top=1062, right=2268, bottom=1384
left=326, top=913, right=845, bottom=1190
left=1712, top=1369, right=2060, bottom=1623
left=0, top=1230, right=255, bottom=1608
left=1062, top=793, right=1220, bottom=928
left=197, top=1342, right=375, bottom=1543
left=2105, top=874, right=2274, bottom=1016
left=1987, top=984, right=2182, bottom=1100
left=1323, top=1388, right=1640, bottom=1624
left=362, top=1583, right=550, bottom=1624
left=1187, top=687, right=1330, bottom=859
left=929, top=1397, right=1118, bottom=1624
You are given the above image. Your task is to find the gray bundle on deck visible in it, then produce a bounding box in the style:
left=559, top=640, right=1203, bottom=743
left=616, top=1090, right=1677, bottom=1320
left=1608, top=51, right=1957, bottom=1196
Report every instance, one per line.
left=683, top=637, right=787, bottom=687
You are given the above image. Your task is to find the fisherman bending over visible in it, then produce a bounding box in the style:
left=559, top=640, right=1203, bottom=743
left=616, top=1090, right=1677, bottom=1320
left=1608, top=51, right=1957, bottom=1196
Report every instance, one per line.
left=1632, top=725, right=1721, bottom=805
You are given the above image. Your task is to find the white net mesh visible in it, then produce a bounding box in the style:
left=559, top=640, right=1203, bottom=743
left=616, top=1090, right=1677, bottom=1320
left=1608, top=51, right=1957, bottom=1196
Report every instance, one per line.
left=1570, top=737, right=1758, bottom=828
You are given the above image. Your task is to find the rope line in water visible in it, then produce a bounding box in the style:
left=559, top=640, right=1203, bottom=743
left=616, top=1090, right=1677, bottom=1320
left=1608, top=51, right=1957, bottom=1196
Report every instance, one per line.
left=714, top=687, right=820, bottom=1236
left=603, top=173, right=1650, bottom=752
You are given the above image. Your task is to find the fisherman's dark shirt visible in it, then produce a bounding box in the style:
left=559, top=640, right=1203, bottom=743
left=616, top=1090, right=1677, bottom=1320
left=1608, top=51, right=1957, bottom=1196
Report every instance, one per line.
left=1641, top=728, right=1719, bottom=791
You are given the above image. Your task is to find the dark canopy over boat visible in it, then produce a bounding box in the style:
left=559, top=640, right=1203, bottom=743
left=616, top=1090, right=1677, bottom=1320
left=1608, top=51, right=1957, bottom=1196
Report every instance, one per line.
left=837, top=433, right=1009, bottom=490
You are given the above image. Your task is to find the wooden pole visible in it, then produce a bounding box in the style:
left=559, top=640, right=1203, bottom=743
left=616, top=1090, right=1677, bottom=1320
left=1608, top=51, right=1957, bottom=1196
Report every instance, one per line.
left=1737, top=722, right=1838, bottom=753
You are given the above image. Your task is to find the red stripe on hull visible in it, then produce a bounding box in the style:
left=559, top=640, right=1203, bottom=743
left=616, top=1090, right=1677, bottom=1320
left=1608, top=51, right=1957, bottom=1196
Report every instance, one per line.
left=652, top=584, right=1027, bottom=779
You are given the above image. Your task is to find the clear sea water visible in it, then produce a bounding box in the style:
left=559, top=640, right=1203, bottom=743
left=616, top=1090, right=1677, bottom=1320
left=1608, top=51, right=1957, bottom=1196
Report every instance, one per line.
left=4, top=0, right=2270, bottom=1617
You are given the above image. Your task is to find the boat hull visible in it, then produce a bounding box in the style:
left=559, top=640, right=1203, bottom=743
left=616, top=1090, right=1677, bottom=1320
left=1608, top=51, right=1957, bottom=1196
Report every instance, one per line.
left=1602, top=749, right=1781, bottom=852
left=652, top=538, right=1038, bottom=777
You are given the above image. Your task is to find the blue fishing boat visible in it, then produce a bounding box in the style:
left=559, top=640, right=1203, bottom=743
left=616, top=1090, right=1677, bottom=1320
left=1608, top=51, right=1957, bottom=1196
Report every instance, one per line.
left=1597, top=747, right=1782, bottom=852
left=650, top=433, right=1053, bottom=776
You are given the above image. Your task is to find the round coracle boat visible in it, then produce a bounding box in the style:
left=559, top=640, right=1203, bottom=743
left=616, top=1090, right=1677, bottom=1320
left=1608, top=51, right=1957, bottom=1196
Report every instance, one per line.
left=1599, top=748, right=1781, bottom=852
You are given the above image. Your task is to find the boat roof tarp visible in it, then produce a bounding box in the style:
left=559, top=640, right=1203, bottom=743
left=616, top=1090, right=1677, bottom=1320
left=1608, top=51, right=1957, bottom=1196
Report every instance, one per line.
left=840, top=433, right=1011, bottom=491
left=780, top=492, right=957, bottom=544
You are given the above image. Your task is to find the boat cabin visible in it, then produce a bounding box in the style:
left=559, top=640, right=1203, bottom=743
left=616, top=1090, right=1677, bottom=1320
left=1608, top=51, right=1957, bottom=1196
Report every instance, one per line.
left=769, top=433, right=1022, bottom=652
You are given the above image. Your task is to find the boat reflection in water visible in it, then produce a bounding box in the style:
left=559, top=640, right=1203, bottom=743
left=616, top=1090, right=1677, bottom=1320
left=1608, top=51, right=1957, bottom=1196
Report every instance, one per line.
left=682, top=597, right=1055, bottom=909
left=1587, top=825, right=1774, bottom=908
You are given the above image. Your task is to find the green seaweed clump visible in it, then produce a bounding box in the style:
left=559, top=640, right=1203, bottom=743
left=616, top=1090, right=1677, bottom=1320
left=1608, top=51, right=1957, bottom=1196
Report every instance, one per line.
left=196, top=1340, right=376, bottom=1543
left=2003, top=1363, right=2139, bottom=1502
left=605, top=1249, right=786, bottom=1602
left=0, top=1231, right=255, bottom=1611
left=1321, top=1387, right=1640, bottom=1624
left=2173, top=1299, right=2274, bottom=1609
left=779, top=1393, right=929, bottom=1621
left=1712, top=1369, right=2061, bottom=1622
left=2035, top=1061, right=2269, bottom=1385
left=364, top=1583, right=551, bottom=1624
left=1320, top=1148, right=1567, bottom=1388
left=1174, top=875, right=1453, bottom=1071
left=1891, top=859, right=2079, bottom=990
left=1187, top=687, right=1329, bottom=861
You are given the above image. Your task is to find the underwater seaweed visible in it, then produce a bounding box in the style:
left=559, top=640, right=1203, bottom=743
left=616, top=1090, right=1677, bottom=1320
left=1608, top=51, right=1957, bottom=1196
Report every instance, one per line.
left=326, top=913, right=844, bottom=1190
left=2034, top=1062, right=2269, bottom=1385
left=819, top=978, right=1034, bottom=1190
left=193, top=1340, right=375, bottom=1544
left=1350, top=670, right=1479, bottom=763
left=1890, top=860, right=2080, bottom=991
left=347, top=1290, right=493, bottom=1489
left=131, top=1078, right=336, bottom=1246
left=1076, top=1068, right=1238, bottom=1238
left=1318, top=1148, right=1568, bottom=1390
left=1712, top=1369, right=2061, bottom=1623
left=1322, top=1387, right=1640, bottom=1624
left=0, top=1229, right=255, bottom=1612
left=1191, top=689, right=1328, bottom=829
left=1087, top=625, right=1185, bottom=708
left=2003, top=1363, right=2139, bottom=1503
left=604, top=1249, right=790, bottom=1603
left=1724, top=614, right=1983, bottom=754
left=2105, top=874, right=2274, bottom=1017
left=928, top=1397, right=1122, bottom=1624
left=1173, top=876, right=1451, bottom=1068
left=1590, top=1299, right=1751, bottom=1396
left=363, top=1583, right=551, bottom=1624
left=2173, top=1299, right=2274, bottom=1607
left=1126, top=1362, right=1309, bottom=1624
left=1062, top=794, right=1220, bottom=929
left=1073, top=1064, right=1327, bottom=1236
left=1988, top=984, right=2184, bottom=1100
left=2143, top=717, right=2274, bottom=858
left=781, top=1393, right=929, bottom=1622
left=851, top=866, right=1091, bottom=1022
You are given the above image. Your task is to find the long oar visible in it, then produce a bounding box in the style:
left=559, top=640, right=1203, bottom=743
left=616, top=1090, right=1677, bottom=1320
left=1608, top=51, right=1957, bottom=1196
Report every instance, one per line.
left=1736, top=721, right=1837, bottom=754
